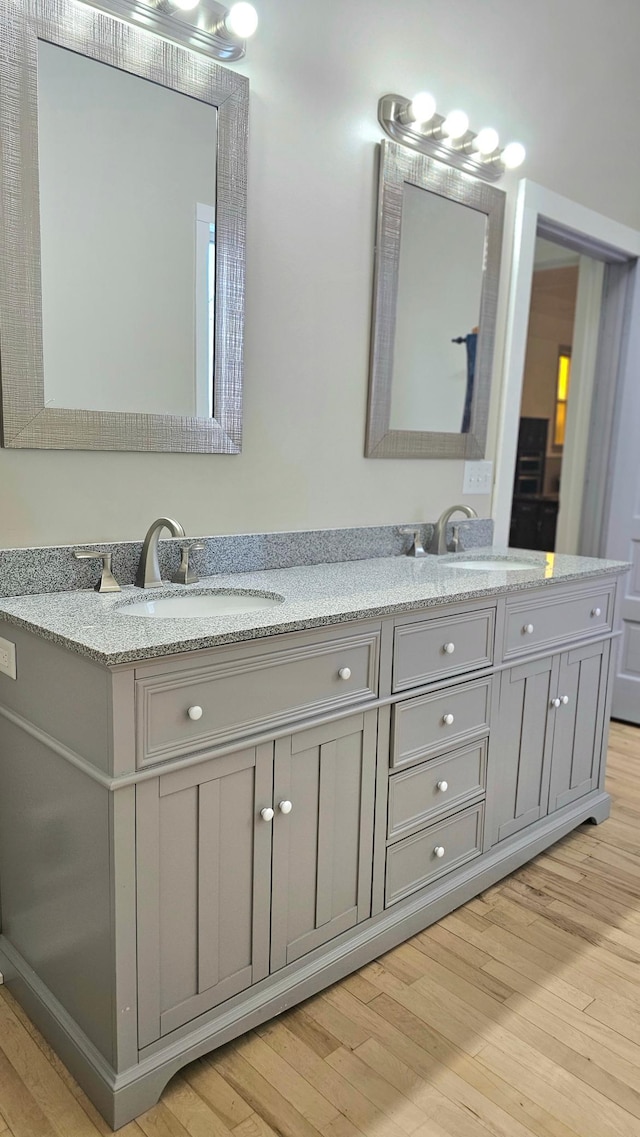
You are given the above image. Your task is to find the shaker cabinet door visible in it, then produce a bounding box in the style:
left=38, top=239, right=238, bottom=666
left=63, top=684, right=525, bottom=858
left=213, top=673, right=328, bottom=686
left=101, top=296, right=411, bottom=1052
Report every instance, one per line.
left=489, top=655, right=558, bottom=844
left=548, top=640, right=610, bottom=813
left=136, top=743, right=273, bottom=1047
left=270, top=710, right=377, bottom=971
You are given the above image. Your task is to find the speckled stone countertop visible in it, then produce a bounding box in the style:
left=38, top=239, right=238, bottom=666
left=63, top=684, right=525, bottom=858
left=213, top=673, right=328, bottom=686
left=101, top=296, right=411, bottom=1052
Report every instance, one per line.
left=0, top=547, right=629, bottom=667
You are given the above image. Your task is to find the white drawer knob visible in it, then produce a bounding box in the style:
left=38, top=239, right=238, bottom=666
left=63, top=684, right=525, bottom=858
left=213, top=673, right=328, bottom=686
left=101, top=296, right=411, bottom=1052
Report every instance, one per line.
left=434, top=846, right=445, bottom=858
left=338, top=667, right=352, bottom=680
left=260, top=807, right=274, bottom=822
left=551, top=697, right=561, bottom=708
left=442, top=713, right=455, bottom=726
left=561, top=694, right=569, bottom=705
left=437, top=780, right=448, bottom=792
left=523, top=624, right=534, bottom=635
left=279, top=800, right=293, bottom=814
left=187, top=705, right=203, bottom=721
left=443, top=642, right=455, bottom=654
left=591, top=607, right=602, bottom=617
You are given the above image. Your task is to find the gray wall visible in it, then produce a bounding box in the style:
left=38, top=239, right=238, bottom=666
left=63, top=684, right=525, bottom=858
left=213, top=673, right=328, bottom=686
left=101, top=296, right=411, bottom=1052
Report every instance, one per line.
left=2, top=0, right=640, bottom=546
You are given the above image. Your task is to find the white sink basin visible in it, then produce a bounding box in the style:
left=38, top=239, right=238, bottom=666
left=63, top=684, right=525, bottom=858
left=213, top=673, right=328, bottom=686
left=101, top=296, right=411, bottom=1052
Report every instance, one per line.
left=445, top=558, right=540, bottom=571
left=121, top=591, right=285, bottom=618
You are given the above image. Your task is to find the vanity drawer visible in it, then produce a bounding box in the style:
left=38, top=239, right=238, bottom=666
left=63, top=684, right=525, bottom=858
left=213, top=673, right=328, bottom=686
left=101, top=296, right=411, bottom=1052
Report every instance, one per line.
left=385, top=802, right=484, bottom=907
left=393, top=608, right=495, bottom=693
left=391, top=676, right=491, bottom=769
left=136, top=627, right=380, bottom=765
left=503, top=583, right=614, bottom=661
left=387, top=741, right=487, bottom=841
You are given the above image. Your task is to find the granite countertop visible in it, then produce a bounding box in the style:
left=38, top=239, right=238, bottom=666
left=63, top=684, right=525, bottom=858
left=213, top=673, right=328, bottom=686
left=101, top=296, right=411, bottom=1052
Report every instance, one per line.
left=0, top=548, right=629, bottom=667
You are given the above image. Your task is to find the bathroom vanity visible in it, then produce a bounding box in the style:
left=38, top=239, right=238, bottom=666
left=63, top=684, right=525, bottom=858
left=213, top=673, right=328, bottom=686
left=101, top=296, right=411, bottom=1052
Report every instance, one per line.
left=0, top=549, right=627, bottom=1127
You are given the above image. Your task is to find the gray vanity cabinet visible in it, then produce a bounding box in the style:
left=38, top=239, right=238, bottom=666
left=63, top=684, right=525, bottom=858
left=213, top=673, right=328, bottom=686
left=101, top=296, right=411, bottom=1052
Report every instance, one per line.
left=490, top=655, right=557, bottom=844
left=547, top=640, right=610, bottom=813
left=136, top=743, right=274, bottom=1047
left=270, top=710, right=377, bottom=971
left=0, top=572, right=624, bottom=1130
left=490, top=639, right=611, bottom=845
left=136, top=709, right=377, bottom=1045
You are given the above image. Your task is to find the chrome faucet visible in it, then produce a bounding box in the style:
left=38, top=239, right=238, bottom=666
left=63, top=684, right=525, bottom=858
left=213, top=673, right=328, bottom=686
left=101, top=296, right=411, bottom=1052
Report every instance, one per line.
left=136, top=517, right=186, bottom=588
left=430, top=505, right=478, bottom=555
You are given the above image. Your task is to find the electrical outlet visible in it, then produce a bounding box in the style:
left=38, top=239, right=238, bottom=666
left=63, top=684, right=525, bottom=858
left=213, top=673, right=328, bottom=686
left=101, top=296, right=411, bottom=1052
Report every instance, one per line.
left=0, top=635, right=17, bottom=680
left=463, top=460, right=493, bottom=495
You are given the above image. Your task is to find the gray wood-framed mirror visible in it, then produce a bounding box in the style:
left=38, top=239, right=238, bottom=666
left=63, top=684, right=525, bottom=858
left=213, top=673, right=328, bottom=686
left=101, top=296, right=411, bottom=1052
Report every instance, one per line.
left=0, top=0, right=248, bottom=452
left=365, top=140, right=505, bottom=459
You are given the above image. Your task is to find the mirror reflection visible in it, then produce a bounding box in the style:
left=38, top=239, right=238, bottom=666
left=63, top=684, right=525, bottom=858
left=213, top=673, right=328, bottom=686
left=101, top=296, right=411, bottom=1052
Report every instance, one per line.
left=365, top=141, right=505, bottom=460
left=37, top=41, right=217, bottom=418
left=389, top=184, right=487, bottom=434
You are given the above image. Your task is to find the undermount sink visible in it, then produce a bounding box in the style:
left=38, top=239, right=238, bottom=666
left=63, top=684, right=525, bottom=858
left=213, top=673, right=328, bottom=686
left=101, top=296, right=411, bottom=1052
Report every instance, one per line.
left=444, top=558, right=540, bottom=571
left=120, top=591, right=285, bottom=619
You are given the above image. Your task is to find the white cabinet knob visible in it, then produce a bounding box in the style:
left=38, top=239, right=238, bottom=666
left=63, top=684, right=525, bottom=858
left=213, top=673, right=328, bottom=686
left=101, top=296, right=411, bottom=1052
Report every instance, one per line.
left=591, top=607, right=602, bottom=617
left=443, top=642, right=455, bottom=654
left=279, top=800, right=293, bottom=814
left=260, top=807, right=274, bottom=822
left=187, top=705, right=203, bottom=721
left=561, top=695, right=569, bottom=705
left=442, top=713, right=455, bottom=726
left=437, top=781, right=448, bottom=792
left=523, top=624, right=534, bottom=635
left=434, top=846, right=445, bottom=858
left=338, top=667, right=352, bottom=680
left=551, top=697, right=561, bottom=708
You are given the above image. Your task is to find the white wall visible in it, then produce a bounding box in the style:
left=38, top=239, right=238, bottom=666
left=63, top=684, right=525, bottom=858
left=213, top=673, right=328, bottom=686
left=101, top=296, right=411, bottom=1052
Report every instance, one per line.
left=3, top=0, right=640, bottom=548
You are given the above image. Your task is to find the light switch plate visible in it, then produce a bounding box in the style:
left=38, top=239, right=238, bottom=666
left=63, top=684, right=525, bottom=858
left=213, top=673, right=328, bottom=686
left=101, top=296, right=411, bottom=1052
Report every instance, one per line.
left=0, top=635, right=17, bottom=680
left=463, top=460, right=493, bottom=495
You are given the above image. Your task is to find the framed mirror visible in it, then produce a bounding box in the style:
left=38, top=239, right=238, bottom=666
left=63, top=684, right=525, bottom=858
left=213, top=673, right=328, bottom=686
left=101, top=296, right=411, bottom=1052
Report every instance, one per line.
left=0, top=0, right=248, bottom=452
left=365, top=140, right=505, bottom=459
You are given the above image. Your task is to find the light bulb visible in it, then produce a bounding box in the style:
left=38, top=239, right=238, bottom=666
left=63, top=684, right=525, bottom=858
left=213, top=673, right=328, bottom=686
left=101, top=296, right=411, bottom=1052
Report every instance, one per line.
left=409, top=91, right=436, bottom=125
left=502, top=141, right=526, bottom=169
left=224, top=1, right=258, bottom=37
left=474, top=127, right=499, bottom=156
left=170, top=0, right=199, bottom=10
left=442, top=109, right=469, bottom=140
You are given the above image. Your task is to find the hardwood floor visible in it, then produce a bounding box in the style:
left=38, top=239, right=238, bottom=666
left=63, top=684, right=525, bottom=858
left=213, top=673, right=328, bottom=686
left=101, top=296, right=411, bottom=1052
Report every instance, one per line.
left=1, top=720, right=640, bottom=1136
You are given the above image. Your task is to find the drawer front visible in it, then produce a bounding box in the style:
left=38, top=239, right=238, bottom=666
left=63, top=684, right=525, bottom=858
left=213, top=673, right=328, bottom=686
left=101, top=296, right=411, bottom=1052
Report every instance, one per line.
left=387, top=741, right=487, bottom=841
left=503, top=584, right=614, bottom=661
left=393, top=609, right=495, bottom=693
left=136, top=629, right=379, bottom=765
left=385, top=802, right=484, bottom=907
left=391, top=677, right=491, bottom=769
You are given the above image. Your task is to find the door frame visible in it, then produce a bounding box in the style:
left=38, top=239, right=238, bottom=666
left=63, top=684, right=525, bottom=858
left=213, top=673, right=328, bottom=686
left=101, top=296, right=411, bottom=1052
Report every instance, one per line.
left=492, top=179, right=640, bottom=548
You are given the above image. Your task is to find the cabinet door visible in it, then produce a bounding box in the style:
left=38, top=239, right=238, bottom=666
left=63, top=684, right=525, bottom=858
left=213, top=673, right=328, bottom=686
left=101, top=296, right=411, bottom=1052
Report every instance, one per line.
left=136, top=743, right=273, bottom=1048
left=489, top=655, right=558, bottom=844
left=548, top=640, right=610, bottom=813
left=270, top=710, right=376, bottom=971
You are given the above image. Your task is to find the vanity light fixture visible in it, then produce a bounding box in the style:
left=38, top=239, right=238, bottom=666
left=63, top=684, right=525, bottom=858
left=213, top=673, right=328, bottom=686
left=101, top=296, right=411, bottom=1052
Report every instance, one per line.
left=378, top=93, right=526, bottom=182
left=87, top=0, right=258, bottom=61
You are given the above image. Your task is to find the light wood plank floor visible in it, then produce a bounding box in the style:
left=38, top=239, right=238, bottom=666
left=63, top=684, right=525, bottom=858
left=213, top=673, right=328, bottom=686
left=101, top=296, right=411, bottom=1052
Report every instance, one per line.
left=1, top=720, right=640, bottom=1137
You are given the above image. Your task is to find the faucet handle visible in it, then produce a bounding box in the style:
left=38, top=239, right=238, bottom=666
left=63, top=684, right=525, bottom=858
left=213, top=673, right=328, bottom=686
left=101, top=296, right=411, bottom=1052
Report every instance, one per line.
left=73, top=549, right=121, bottom=593
left=173, top=541, right=205, bottom=586
left=398, top=527, right=427, bottom=558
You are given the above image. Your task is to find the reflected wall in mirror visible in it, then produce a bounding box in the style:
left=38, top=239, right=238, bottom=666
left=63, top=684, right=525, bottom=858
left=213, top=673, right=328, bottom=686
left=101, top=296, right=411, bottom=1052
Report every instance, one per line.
left=366, top=140, right=505, bottom=459
left=390, top=185, right=486, bottom=433
left=38, top=41, right=217, bottom=418
left=0, top=0, right=248, bottom=451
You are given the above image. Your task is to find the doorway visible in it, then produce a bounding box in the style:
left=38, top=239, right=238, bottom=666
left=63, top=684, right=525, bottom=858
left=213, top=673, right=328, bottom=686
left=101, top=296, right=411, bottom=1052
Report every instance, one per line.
left=492, top=180, right=640, bottom=724
left=508, top=237, right=604, bottom=554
